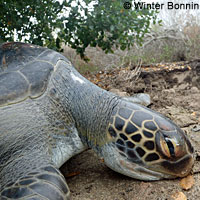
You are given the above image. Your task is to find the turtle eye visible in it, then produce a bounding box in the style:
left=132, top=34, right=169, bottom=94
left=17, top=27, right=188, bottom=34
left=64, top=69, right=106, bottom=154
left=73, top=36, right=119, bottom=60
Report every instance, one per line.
left=157, top=131, right=186, bottom=159
left=164, top=137, right=175, bottom=157
left=160, top=135, right=175, bottom=158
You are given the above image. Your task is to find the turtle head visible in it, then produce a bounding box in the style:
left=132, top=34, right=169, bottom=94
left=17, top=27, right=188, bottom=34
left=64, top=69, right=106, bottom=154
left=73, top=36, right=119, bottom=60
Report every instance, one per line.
left=100, top=101, right=194, bottom=180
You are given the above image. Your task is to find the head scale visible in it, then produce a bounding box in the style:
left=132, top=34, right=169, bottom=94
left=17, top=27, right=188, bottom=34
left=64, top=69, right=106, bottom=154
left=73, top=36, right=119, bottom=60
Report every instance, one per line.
left=101, top=100, right=194, bottom=180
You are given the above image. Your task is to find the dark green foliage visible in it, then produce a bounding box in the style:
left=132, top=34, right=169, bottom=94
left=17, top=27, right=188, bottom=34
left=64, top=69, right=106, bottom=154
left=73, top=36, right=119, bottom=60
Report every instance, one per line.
left=0, top=0, right=66, bottom=50
left=0, top=0, right=158, bottom=58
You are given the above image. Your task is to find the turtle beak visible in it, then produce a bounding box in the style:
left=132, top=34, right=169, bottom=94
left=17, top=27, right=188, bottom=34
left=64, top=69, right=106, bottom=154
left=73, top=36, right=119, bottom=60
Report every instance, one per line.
left=160, top=154, right=194, bottom=177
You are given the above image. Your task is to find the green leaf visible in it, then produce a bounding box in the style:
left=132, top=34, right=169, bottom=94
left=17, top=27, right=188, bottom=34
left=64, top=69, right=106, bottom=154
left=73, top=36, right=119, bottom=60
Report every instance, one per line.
left=0, top=0, right=160, bottom=57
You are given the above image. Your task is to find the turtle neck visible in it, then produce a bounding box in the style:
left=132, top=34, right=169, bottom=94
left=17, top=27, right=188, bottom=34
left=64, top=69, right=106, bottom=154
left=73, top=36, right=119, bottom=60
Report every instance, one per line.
left=51, top=59, right=120, bottom=150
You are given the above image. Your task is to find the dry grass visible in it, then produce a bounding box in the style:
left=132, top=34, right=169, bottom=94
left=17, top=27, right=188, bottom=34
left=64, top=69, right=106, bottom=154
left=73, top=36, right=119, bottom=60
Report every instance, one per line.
left=62, top=22, right=200, bottom=74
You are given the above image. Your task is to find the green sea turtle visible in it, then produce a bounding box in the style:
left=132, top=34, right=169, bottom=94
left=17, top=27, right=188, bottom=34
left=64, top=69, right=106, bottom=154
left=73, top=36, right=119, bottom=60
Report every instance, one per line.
left=0, top=42, right=194, bottom=200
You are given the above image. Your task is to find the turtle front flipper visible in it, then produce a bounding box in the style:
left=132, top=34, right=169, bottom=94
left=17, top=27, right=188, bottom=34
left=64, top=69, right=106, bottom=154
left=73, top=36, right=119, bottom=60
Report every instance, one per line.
left=1, top=164, right=70, bottom=200
left=123, top=93, right=151, bottom=106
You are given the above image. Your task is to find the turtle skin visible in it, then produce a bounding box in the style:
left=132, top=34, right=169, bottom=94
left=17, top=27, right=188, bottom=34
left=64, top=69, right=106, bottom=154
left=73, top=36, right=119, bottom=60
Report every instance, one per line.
left=0, top=42, right=194, bottom=200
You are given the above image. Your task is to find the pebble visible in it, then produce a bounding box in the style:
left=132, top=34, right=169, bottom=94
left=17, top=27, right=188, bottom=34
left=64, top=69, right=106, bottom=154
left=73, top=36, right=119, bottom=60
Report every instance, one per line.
left=190, top=87, right=199, bottom=94
left=163, top=88, right=176, bottom=94
left=177, top=84, right=187, bottom=90
left=171, top=191, right=187, bottom=200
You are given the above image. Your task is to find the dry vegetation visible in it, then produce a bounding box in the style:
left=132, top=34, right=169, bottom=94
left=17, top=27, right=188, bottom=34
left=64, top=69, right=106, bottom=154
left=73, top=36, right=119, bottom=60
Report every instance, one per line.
left=62, top=11, right=200, bottom=74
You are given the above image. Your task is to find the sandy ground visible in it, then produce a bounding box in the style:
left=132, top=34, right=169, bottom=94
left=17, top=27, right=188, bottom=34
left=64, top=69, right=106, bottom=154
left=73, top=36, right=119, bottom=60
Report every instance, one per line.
left=61, top=61, right=200, bottom=200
